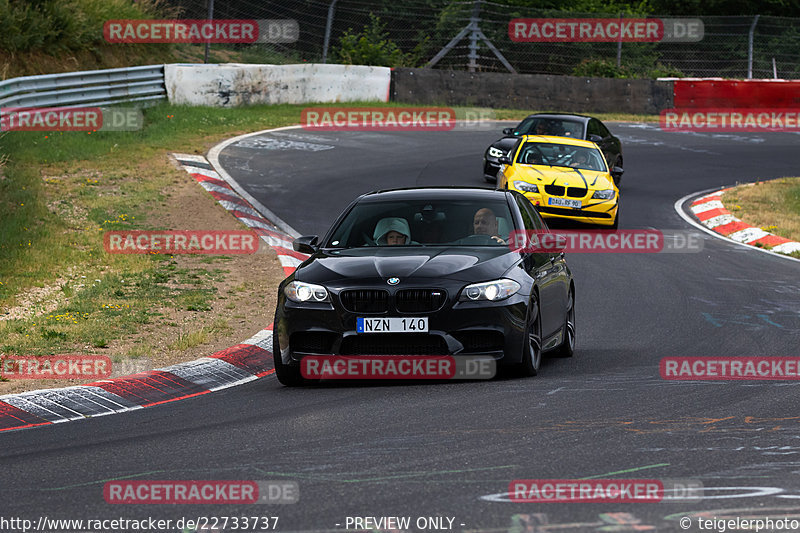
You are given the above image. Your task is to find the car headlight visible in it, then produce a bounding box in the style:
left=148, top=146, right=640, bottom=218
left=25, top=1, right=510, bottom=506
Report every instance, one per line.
left=459, top=279, right=520, bottom=302
left=591, top=189, right=615, bottom=200
left=488, top=147, right=505, bottom=158
left=284, top=281, right=329, bottom=303
left=513, top=181, right=539, bottom=193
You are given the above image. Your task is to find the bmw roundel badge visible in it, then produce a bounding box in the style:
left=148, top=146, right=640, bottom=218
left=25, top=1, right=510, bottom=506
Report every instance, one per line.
left=387, top=277, right=400, bottom=285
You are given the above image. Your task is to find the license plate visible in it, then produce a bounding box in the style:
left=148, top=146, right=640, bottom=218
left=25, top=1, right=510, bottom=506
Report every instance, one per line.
left=548, top=197, right=582, bottom=209
left=357, top=317, right=428, bottom=333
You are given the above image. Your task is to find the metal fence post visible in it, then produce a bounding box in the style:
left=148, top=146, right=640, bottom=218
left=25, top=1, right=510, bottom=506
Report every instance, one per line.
left=322, top=0, right=338, bottom=64
left=204, top=0, right=215, bottom=64
left=747, top=14, right=760, bottom=79
left=616, top=13, right=623, bottom=68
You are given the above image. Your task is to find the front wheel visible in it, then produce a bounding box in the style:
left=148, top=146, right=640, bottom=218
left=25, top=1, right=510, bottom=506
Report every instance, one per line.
left=273, top=336, right=306, bottom=386
left=552, top=288, right=575, bottom=358
left=519, top=292, right=542, bottom=377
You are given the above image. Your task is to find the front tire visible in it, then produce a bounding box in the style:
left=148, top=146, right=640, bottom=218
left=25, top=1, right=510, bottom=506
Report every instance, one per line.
left=519, top=292, right=542, bottom=377
left=273, top=336, right=306, bottom=386
left=552, top=288, right=575, bottom=358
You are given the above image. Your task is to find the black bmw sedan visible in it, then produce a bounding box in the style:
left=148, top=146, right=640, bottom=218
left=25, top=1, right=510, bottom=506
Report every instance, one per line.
left=483, top=113, right=623, bottom=185
left=272, top=187, right=575, bottom=386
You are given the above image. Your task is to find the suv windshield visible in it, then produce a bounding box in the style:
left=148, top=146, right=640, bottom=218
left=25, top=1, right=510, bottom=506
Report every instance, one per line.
left=326, top=198, right=515, bottom=248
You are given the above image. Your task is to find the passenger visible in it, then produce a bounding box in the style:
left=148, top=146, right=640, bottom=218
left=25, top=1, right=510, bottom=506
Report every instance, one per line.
left=373, top=217, right=411, bottom=245
left=472, top=208, right=506, bottom=244
left=569, top=152, right=589, bottom=168
left=534, top=122, right=549, bottom=135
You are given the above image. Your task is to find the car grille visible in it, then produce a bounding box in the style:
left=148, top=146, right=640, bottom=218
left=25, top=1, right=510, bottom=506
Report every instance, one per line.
left=395, top=289, right=447, bottom=313
left=537, top=206, right=613, bottom=218
left=452, top=330, right=505, bottom=353
left=544, top=185, right=565, bottom=196
left=566, top=187, right=587, bottom=198
left=291, top=332, right=337, bottom=354
left=340, top=334, right=449, bottom=355
left=340, top=290, right=389, bottom=313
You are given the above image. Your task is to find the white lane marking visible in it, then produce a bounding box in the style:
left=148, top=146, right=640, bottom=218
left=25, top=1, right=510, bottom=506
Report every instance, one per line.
left=207, top=125, right=303, bottom=238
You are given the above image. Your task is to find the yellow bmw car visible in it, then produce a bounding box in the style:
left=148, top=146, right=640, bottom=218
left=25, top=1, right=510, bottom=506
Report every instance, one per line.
left=497, top=136, right=622, bottom=228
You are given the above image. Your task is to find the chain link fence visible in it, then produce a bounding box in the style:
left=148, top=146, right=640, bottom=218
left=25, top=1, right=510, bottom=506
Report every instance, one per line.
left=165, top=0, right=800, bottom=79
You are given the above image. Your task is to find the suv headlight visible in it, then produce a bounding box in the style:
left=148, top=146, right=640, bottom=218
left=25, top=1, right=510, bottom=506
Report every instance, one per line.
left=513, top=181, right=539, bottom=193
left=591, top=189, right=615, bottom=200
left=459, top=279, right=520, bottom=302
left=488, top=147, right=505, bottom=158
left=284, top=281, right=329, bottom=303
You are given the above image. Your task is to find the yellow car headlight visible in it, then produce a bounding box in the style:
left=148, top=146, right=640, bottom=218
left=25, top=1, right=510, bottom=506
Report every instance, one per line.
left=513, top=181, right=539, bottom=193
left=591, top=189, right=615, bottom=200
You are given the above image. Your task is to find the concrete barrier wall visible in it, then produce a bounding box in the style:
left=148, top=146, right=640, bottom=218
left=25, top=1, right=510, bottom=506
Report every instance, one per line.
left=165, top=64, right=391, bottom=106
left=391, top=68, right=673, bottom=115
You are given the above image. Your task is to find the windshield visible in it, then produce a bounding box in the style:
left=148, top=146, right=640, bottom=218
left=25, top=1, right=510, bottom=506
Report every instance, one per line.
left=326, top=198, right=515, bottom=248
left=516, top=142, right=607, bottom=171
left=515, top=118, right=584, bottom=138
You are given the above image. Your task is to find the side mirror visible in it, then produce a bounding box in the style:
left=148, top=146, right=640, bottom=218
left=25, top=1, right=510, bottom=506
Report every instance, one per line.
left=502, top=127, right=514, bottom=135
left=498, top=156, right=511, bottom=165
left=293, top=235, right=319, bottom=254
left=587, top=134, right=603, bottom=143
left=610, top=166, right=624, bottom=180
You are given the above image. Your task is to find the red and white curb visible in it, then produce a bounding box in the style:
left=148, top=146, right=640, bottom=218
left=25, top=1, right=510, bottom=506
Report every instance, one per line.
left=0, top=327, right=274, bottom=432
left=688, top=188, right=800, bottom=256
left=0, top=151, right=309, bottom=433
left=172, top=153, right=309, bottom=276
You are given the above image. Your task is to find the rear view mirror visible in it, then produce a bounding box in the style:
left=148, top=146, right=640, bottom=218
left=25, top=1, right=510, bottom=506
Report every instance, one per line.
left=502, top=127, right=514, bottom=135
left=588, top=134, right=603, bottom=143
left=610, top=166, right=624, bottom=180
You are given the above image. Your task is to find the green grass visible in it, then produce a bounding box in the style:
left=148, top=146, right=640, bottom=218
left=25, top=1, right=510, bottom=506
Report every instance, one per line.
left=169, top=318, right=231, bottom=351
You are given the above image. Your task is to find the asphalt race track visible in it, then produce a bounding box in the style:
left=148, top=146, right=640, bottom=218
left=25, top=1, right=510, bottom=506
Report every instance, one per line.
left=2, top=123, right=800, bottom=532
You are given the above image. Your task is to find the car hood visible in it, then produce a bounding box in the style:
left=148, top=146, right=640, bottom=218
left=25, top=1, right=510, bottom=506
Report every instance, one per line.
left=491, top=137, right=519, bottom=151
left=513, top=165, right=614, bottom=189
left=297, top=247, right=519, bottom=285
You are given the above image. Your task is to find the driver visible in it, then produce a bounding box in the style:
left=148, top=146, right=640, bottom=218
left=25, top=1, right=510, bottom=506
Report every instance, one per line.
left=472, top=208, right=506, bottom=244
left=373, top=217, right=411, bottom=245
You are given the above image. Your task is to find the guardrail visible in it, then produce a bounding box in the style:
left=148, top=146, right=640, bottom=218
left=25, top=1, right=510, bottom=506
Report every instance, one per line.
left=0, top=65, right=166, bottom=109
